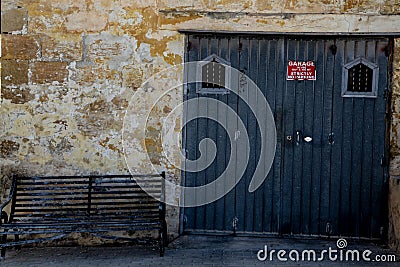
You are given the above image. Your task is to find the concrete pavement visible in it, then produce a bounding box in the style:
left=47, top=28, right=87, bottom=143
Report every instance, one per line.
left=1, top=235, right=400, bottom=266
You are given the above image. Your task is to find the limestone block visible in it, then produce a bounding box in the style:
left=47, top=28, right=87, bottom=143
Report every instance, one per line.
left=1, top=60, right=29, bottom=86
left=31, top=62, right=69, bottom=84
left=381, top=0, right=400, bottom=14
left=65, top=10, right=108, bottom=33
left=1, top=35, right=39, bottom=60
left=1, top=86, right=34, bottom=104
left=1, top=8, right=27, bottom=33
left=41, top=34, right=83, bottom=61
left=0, top=140, right=20, bottom=157
left=389, top=178, right=400, bottom=252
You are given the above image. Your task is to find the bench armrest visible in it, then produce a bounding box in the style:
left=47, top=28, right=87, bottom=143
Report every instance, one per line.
left=0, top=176, right=17, bottom=222
left=0, top=196, right=12, bottom=218
left=0, top=211, right=8, bottom=225
left=159, top=202, right=166, bottom=220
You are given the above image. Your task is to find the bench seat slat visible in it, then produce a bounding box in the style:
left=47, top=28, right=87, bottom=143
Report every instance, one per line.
left=16, top=207, right=157, bottom=214
left=18, top=186, right=161, bottom=191
left=0, top=225, right=162, bottom=235
left=12, top=210, right=159, bottom=218
left=16, top=191, right=161, bottom=198
left=18, top=181, right=162, bottom=187
left=14, top=200, right=159, bottom=207
left=2, top=220, right=161, bottom=227
left=12, top=217, right=159, bottom=222
left=15, top=196, right=161, bottom=203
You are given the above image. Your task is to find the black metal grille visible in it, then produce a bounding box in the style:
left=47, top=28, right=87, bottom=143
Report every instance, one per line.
left=347, top=63, right=373, bottom=93
left=201, top=60, right=225, bottom=89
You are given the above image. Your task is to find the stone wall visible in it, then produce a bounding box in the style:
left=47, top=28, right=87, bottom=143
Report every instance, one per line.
left=389, top=38, right=400, bottom=252
left=1, top=0, right=400, bottom=246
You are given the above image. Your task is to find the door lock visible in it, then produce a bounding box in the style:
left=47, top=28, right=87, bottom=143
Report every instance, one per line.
left=288, top=132, right=312, bottom=144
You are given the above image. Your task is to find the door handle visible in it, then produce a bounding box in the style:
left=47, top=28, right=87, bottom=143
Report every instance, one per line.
left=296, top=131, right=301, bottom=146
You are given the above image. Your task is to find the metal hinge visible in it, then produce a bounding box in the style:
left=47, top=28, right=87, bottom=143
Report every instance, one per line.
left=183, top=86, right=189, bottom=95
left=328, top=133, right=335, bottom=145
left=329, top=44, right=337, bottom=55
left=326, top=222, right=332, bottom=234
left=381, top=156, right=387, bottom=167
left=238, top=43, right=243, bottom=52
left=384, top=89, right=391, bottom=99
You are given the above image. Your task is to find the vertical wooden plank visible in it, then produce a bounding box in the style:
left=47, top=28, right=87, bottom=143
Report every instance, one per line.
left=292, top=39, right=305, bottom=235
left=204, top=36, right=219, bottom=231
left=181, top=34, right=189, bottom=234
left=349, top=40, right=367, bottom=237
left=329, top=38, right=345, bottom=237
left=273, top=37, right=285, bottom=234
left=318, top=39, right=334, bottom=236
left=224, top=36, right=240, bottom=232
left=359, top=39, right=376, bottom=237
left=263, top=38, right=280, bottom=233
left=370, top=38, right=389, bottom=238
left=183, top=34, right=200, bottom=231
left=340, top=40, right=355, bottom=237
left=247, top=38, right=260, bottom=232
left=309, top=39, right=325, bottom=235
left=260, top=38, right=272, bottom=233
left=281, top=38, right=296, bottom=235
left=247, top=38, right=261, bottom=232
left=300, top=39, right=316, bottom=235
left=235, top=36, right=249, bottom=232
left=194, top=36, right=209, bottom=230
left=214, top=37, right=230, bottom=231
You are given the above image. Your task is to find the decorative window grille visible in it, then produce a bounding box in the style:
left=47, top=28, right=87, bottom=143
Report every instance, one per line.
left=197, top=54, right=230, bottom=94
left=342, top=57, right=379, bottom=98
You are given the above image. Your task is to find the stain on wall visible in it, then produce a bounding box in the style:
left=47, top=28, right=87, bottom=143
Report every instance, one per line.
left=1, top=0, right=400, bottom=247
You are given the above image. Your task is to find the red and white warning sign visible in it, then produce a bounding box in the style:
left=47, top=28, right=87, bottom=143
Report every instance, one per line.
left=287, top=60, right=316, bottom=81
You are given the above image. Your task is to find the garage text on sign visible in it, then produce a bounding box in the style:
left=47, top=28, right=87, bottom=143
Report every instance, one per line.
left=287, top=60, right=316, bottom=81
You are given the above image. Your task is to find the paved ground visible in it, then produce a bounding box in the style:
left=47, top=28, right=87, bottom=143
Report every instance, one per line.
left=1, top=235, right=400, bottom=266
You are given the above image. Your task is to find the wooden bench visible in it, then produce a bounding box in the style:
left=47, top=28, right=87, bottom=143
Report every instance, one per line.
left=0, top=172, right=167, bottom=258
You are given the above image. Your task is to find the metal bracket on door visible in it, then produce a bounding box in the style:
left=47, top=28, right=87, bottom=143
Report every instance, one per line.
left=326, top=222, right=332, bottom=235
left=328, top=133, right=335, bottom=145
left=296, top=131, right=301, bottom=146
left=232, top=217, right=238, bottom=232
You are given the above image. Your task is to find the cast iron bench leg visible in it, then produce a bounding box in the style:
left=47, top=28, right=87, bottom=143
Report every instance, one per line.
left=159, top=229, right=164, bottom=257
left=14, top=234, right=20, bottom=250
left=1, top=235, right=6, bottom=258
left=163, top=222, right=168, bottom=248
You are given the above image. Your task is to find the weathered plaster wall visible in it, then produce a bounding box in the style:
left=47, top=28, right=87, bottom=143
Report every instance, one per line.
left=0, top=0, right=185, bottom=242
left=1, top=0, right=400, bottom=245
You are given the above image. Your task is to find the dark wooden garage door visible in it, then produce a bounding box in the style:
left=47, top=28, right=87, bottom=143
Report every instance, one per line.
left=182, top=33, right=392, bottom=239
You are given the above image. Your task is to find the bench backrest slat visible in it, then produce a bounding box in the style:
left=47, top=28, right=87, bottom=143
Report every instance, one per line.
left=11, top=175, right=163, bottom=222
